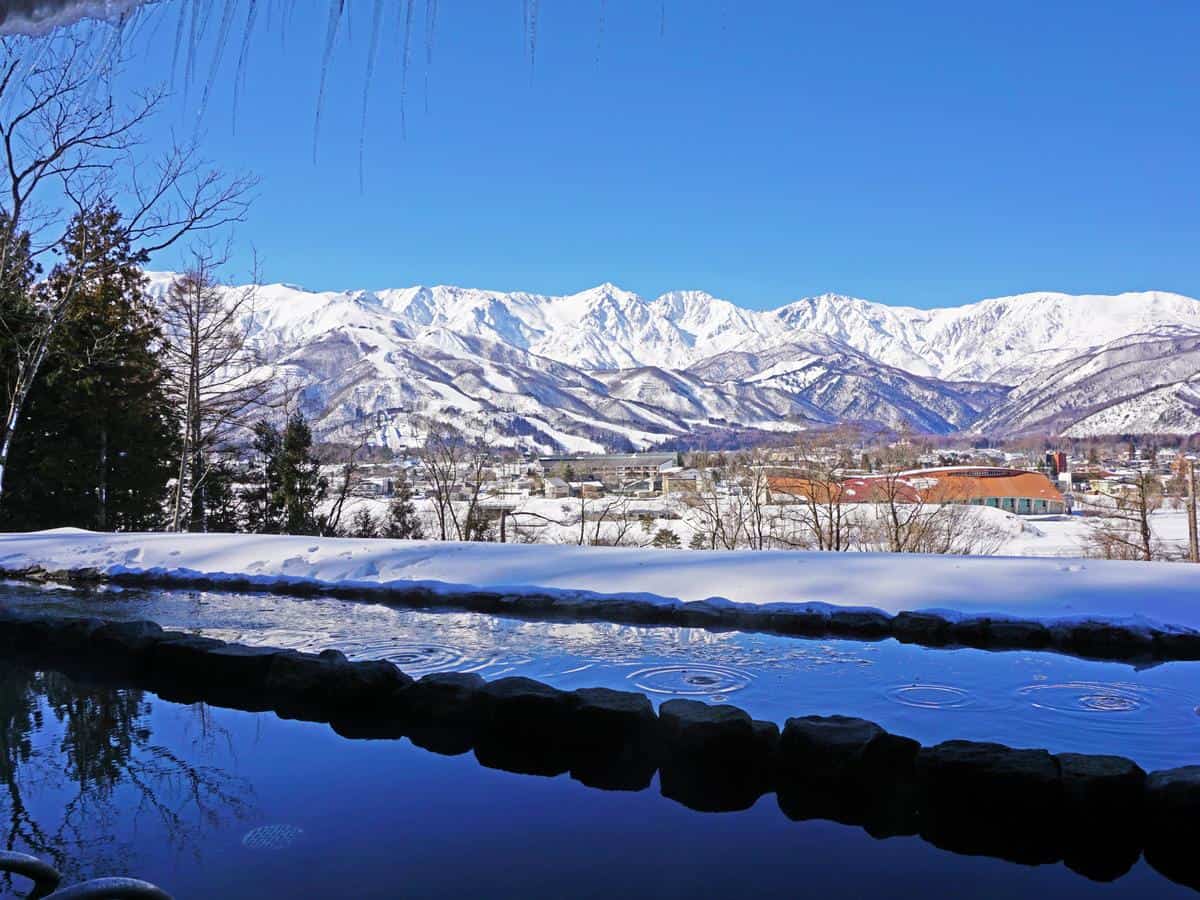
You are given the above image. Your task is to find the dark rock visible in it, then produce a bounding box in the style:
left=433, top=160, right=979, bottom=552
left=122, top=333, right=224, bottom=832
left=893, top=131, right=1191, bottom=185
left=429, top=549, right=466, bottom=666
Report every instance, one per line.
left=147, top=634, right=228, bottom=678
left=325, top=660, right=413, bottom=714
left=1153, top=630, right=1200, bottom=660
left=892, top=611, right=951, bottom=644
left=263, top=650, right=333, bottom=707
left=1145, top=765, right=1200, bottom=824
left=751, top=719, right=780, bottom=758
left=570, top=753, right=657, bottom=793
left=475, top=677, right=575, bottom=777
left=319, top=648, right=348, bottom=663
left=765, top=608, right=827, bottom=636
left=987, top=619, right=1050, bottom=648
left=562, top=688, right=660, bottom=792
left=659, top=756, right=769, bottom=812
left=1052, top=621, right=1154, bottom=659
left=504, top=593, right=559, bottom=614
left=677, top=601, right=733, bottom=627
left=1146, top=772, right=1200, bottom=894
left=461, top=592, right=504, bottom=613
left=481, top=677, right=574, bottom=745
left=1056, top=753, right=1145, bottom=818
left=917, top=740, right=1061, bottom=801
left=569, top=687, right=656, bottom=745
left=659, top=699, right=756, bottom=760
left=780, top=715, right=918, bottom=784
left=401, top=672, right=486, bottom=728
left=947, top=617, right=992, bottom=646
left=1064, top=840, right=1142, bottom=883
left=916, top=740, right=1064, bottom=864
left=43, top=616, right=105, bottom=652
left=91, top=619, right=165, bottom=655
left=205, top=644, right=289, bottom=689
left=828, top=609, right=891, bottom=636
left=777, top=777, right=921, bottom=838
left=407, top=722, right=476, bottom=757
left=1054, top=753, right=1145, bottom=881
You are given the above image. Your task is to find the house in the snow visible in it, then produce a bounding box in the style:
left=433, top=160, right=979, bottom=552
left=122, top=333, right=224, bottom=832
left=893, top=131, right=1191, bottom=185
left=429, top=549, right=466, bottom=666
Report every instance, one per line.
left=543, top=477, right=571, bottom=499
left=766, top=466, right=1066, bottom=515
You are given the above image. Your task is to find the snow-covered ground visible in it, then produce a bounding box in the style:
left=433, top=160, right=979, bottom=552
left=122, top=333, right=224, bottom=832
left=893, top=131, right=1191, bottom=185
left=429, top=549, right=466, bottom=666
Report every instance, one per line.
left=341, top=494, right=1194, bottom=560
left=2, top=528, right=1199, bottom=634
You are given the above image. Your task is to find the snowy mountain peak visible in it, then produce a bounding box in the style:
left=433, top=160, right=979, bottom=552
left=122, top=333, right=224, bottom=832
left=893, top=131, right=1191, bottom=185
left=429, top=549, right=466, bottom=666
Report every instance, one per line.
left=139, top=271, right=1200, bottom=446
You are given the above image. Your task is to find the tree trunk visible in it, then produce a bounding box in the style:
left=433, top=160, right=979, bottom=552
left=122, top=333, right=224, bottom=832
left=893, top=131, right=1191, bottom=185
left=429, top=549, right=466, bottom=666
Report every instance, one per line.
left=1188, top=460, right=1198, bottom=564
left=96, top=426, right=108, bottom=530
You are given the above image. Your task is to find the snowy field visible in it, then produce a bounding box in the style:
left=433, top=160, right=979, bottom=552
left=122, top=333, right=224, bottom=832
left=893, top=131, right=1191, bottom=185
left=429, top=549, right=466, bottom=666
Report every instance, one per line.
left=2, top=528, right=1199, bottom=634
left=342, top=494, right=1195, bottom=560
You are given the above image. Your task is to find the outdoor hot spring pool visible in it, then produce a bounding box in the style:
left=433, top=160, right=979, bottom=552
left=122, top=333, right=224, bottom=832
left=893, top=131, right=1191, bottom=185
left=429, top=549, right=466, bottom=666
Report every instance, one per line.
left=2, top=582, right=1199, bottom=897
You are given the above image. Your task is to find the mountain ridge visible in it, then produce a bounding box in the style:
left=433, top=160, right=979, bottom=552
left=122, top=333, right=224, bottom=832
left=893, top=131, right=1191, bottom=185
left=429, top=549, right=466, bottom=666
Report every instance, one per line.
left=142, top=272, right=1200, bottom=447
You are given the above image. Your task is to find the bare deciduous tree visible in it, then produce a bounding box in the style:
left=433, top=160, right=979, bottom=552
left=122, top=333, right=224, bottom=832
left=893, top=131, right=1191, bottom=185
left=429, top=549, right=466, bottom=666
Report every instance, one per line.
left=1080, top=472, right=1164, bottom=561
left=416, top=419, right=492, bottom=541
left=0, top=35, right=255, bottom=505
left=160, top=248, right=269, bottom=531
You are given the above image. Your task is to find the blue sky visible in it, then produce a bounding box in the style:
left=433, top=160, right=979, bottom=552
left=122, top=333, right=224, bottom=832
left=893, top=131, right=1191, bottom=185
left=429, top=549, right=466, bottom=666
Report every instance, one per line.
left=125, top=0, right=1200, bottom=310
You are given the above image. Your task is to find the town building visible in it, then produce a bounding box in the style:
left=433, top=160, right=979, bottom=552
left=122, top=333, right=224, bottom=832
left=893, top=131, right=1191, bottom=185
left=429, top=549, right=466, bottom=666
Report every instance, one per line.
left=537, top=452, right=677, bottom=487
left=766, top=466, right=1066, bottom=515
left=543, top=477, right=571, bottom=499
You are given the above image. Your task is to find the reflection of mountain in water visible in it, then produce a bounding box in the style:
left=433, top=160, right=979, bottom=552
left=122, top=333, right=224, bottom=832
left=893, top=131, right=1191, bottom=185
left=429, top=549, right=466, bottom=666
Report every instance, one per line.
left=0, top=662, right=255, bottom=889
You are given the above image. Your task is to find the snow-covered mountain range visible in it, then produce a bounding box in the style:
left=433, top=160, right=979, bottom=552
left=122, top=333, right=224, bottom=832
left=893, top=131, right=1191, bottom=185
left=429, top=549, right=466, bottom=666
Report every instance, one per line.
left=144, top=274, right=1200, bottom=449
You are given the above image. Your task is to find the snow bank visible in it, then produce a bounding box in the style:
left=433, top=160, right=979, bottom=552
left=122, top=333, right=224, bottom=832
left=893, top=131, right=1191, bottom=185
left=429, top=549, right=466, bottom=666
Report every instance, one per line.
left=1, top=530, right=1200, bottom=635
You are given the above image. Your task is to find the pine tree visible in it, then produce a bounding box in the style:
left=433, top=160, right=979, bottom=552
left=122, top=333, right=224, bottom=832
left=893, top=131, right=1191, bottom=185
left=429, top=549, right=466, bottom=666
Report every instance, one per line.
left=651, top=528, right=681, bottom=548
left=278, top=412, right=327, bottom=535
left=2, top=205, right=177, bottom=531
left=347, top=506, right=380, bottom=538
left=384, top=476, right=424, bottom=539
left=241, top=420, right=283, bottom=533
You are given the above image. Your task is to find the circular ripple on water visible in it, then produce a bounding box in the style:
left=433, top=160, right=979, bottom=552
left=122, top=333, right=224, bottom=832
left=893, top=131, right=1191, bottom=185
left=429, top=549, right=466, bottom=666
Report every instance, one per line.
left=242, top=824, right=304, bottom=850
left=1018, top=681, right=1147, bottom=714
left=627, top=664, right=754, bottom=697
left=886, top=683, right=975, bottom=710
left=341, top=639, right=474, bottom=675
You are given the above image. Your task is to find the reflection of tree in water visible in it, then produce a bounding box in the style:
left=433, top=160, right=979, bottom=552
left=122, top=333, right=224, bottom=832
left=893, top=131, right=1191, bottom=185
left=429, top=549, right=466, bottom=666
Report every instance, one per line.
left=0, top=662, right=254, bottom=888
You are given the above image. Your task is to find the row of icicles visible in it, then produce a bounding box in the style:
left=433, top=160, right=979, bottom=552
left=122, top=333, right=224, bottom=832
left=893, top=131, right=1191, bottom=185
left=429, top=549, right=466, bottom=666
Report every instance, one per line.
left=3, top=0, right=678, bottom=173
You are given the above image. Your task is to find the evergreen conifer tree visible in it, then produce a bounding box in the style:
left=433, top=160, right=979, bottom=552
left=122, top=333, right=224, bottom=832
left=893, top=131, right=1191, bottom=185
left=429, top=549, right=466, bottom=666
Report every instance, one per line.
left=347, top=506, right=379, bottom=538
left=2, top=205, right=177, bottom=530
left=279, top=411, right=327, bottom=535
left=241, top=420, right=283, bottom=533
left=384, top=476, right=424, bottom=539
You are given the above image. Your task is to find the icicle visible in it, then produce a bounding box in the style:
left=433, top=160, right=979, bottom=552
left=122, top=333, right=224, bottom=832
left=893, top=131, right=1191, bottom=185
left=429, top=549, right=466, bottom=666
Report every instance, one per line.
left=198, top=0, right=238, bottom=122
left=399, top=0, right=415, bottom=140
left=170, top=0, right=188, bottom=88
left=528, top=0, right=539, bottom=75
left=184, top=0, right=202, bottom=98
left=232, top=0, right=259, bottom=134
left=595, top=0, right=605, bottom=66
left=358, top=0, right=386, bottom=190
left=423, top=0, right=438, bottom=114
left=313, top=0, right=345, bottom=162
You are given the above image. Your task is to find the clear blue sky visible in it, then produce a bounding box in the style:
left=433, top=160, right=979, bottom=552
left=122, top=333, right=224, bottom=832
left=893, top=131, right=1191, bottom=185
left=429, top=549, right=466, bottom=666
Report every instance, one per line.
left=126, top=0, right=1200, bottom=310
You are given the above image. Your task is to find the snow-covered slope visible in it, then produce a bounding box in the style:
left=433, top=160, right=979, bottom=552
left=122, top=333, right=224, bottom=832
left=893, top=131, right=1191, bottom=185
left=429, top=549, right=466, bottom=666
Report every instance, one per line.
left=148, top=272, right=1200, bottom=381
left=974, top=328, right=1200, bottom=437
left=688, top=336, right=1009, bottom=433
left=771, top=290, right=1200, bottom=382
left=143, top=273, right=1200, bottom=445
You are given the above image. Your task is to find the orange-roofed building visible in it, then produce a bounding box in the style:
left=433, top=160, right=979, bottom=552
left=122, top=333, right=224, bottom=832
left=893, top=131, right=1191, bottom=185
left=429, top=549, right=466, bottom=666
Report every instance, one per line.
left=766, top=466, right=1066, bottom=515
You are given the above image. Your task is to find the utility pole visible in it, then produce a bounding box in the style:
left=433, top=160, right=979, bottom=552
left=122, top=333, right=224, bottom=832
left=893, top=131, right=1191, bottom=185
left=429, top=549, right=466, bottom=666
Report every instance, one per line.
left=1188, top=459, right=1199, bottom=564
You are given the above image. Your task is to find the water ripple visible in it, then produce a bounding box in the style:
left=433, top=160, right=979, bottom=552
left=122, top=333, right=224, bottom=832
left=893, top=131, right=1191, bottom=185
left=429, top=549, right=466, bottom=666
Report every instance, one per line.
left=886, top=683, right=974, bottom=710
left=627, top=663, right=754, bottom=698
left=1017, top=681, right=1147, bottom=714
